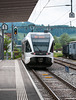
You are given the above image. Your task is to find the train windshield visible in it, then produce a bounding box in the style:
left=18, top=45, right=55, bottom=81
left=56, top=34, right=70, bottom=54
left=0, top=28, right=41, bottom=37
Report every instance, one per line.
left=31, top=34, right=50, bottom=53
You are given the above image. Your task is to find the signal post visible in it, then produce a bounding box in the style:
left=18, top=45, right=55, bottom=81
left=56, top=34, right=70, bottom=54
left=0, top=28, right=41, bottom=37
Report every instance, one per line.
left=11, top=26, right=17, bottom=59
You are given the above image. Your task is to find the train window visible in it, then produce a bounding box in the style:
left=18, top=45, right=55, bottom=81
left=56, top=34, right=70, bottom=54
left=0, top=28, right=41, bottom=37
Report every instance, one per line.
left=32, top=38, right=49, bottom=42
left=50, top=42, right=54, bottom=53
left=22, top=43, right=24, bottom=54
left=73, top=44, right=75, bottom=49
left=25, top=41, right=32, bottom=52
left=32, top=41, right=49, bottom=52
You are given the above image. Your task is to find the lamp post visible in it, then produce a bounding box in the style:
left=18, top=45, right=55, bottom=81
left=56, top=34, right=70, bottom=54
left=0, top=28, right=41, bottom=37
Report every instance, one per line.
left=11, top=24, right=14, bottom=59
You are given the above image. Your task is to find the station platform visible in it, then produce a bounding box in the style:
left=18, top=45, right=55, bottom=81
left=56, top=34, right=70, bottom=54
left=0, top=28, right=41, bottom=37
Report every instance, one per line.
left=0, top=60, right=43, bottom=100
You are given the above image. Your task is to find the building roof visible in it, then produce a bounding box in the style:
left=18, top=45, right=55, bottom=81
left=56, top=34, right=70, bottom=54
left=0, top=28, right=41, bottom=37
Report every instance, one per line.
left=0, top=0, right=38, bottom=22
left=5, top=33, right=11, bottom=38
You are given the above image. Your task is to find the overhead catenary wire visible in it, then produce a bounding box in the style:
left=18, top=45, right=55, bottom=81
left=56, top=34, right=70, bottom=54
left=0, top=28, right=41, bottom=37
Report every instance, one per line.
left=62, top=6, right=76, bottom=26
left=45, top=1, right=76, bottom=26
left=49, top=10, right=70, bottom=25
left=34, top=0, right=51, bottom=23
left=49, top=4, right=76, bottom=26
left=32, top=0, right=76, bottom=26
left=47, top=1, right=76, bottom=26
left=44, top=4, right=71, bottom=8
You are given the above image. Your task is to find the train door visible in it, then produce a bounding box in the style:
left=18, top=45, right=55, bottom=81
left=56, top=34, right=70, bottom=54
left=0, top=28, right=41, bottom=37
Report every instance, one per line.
left=75, top=43, right=76, bottom=54
left=69, top=43, right=72, bottom=55
left=75, top=43, right=76, bottom=59
left=69, top=43, right=76, bottom=59
left=73, top=43, right=75, bottom=54
left=73, top=43, right=76, bottom=59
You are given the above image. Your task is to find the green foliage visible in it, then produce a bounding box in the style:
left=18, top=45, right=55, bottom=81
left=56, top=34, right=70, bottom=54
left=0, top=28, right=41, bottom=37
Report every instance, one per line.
left=54, top=43, right=62, bottom=50
left=5, top=22, right=76, bottom=37
left=13, top=47, right=21, bottom=59
left=59, top=33, right=70, bottom=46
left=54, top=36, right=62, bottom=50
left=4, top=52, right=11, bottom=56
left=4, top=52, right=11, bottom=59
left=4, top=35, right=11, bottom=52
left=54, top=36, right=60, bottom=43
left=14, top=52, right=21, bottom=59
left=54, top=52, right=63, bottom=57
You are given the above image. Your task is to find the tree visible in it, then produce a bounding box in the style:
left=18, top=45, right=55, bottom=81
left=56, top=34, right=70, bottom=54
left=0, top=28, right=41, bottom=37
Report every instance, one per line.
left=60, top=33, right=70, bottom=46
left=4, top=35, right=11, bottom=53
left=54, top=43, right=62, bottom=50
left=54, top=36, right=59, bottom=43
left=54, top=36, right=62, bottom=51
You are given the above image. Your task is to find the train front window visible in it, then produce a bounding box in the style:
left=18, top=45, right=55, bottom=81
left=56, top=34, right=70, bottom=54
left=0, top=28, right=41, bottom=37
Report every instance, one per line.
left=32, top=38, right=50, bottom=53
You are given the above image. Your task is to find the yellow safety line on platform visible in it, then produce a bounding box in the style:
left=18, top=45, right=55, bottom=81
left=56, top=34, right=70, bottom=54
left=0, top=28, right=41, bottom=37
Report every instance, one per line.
left=42, top=74, right=48, bottom=76
left=45, top=77, right=52, bottom=78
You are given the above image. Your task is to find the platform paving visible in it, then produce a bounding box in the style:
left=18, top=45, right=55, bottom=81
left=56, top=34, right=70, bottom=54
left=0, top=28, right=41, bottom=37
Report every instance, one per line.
left=0, top=60, right=42, bottom=100
left=0, top=60, right=16, bottom=100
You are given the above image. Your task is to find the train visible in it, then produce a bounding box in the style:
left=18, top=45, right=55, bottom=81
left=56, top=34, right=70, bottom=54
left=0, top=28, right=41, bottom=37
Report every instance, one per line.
left=22, top=32, right=54, bottom=67
left=63, top=41, right=76, bottom=59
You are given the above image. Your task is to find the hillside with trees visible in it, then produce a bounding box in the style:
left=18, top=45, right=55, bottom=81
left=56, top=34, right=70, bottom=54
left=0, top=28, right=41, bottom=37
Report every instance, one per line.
left=0, top=22, right=76, bottom=37
left=54, top=33, right=76, bottom=51
left=1, top=22, right=76, bottom=46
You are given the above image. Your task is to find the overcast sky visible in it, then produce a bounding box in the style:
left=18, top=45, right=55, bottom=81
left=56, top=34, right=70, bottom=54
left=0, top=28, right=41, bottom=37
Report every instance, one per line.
left=28, top=0, right=76, bottom=27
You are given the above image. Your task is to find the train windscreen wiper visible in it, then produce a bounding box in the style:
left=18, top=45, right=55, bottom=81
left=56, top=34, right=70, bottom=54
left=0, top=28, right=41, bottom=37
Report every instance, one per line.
left=33, top=44, right=42, bottom=53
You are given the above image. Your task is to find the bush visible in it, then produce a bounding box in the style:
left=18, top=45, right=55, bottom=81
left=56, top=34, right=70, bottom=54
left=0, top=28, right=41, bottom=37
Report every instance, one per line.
left=54, top=52, right=63, bottom=57
left=13, top=51, right=21, bottom=59
left=4, top=52, right=11, bottom=56
left=4, top=50, right=21, bottom=59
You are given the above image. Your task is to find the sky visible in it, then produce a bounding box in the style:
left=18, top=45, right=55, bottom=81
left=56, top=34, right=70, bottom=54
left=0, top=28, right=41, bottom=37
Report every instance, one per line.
left=28, top=0, right=76, bottom=27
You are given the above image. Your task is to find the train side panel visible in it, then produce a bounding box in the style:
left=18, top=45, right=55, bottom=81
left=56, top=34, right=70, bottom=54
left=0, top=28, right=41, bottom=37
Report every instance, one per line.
left=63, top=41, right=76, bottom=59
left=69, top=42, right=76, bottom=59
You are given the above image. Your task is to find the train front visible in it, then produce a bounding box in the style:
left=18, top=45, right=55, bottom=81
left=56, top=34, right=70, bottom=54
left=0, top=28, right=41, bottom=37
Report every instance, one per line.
left=30, top=33, right=54, bottom=66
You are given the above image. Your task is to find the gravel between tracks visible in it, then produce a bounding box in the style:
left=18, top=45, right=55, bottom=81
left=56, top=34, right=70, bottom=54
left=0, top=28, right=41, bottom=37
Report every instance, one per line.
left=48, top=60, right=76, bottom=87
left=29, top=70, right=55, bottom=100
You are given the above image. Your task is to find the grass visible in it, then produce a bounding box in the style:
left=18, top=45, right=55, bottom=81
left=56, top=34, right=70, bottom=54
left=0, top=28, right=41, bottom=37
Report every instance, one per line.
left=54, top=52, right=63, bottom=57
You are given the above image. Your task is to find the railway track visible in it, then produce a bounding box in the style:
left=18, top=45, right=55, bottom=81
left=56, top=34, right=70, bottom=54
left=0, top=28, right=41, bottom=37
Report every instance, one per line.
left=54, top=58, right=76, bottom=70
left=32, top=69, right=76, bottom=100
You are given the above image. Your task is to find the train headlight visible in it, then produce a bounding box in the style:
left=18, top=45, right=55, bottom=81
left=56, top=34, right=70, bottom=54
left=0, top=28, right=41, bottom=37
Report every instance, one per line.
left=46, top=53, right=50, bottom=55
left=31, top=52, right=36, bottom=55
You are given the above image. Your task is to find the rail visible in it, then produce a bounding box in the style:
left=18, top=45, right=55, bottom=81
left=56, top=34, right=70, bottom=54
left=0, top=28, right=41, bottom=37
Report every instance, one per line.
left=54, top=58, right=76, bottom=70
left=32, top=69, right=76, bottom=100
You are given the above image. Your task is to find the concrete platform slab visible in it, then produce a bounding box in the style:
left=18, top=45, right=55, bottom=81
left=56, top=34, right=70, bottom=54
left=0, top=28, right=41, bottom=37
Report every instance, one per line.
left=0, top=60, right=43, bottom=100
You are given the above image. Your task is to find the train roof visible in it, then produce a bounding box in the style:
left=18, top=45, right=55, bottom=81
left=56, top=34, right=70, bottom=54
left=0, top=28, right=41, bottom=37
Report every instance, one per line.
left=22, top=32, right=54, bottom=42
left=69, top=41, right=76, bottom=43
